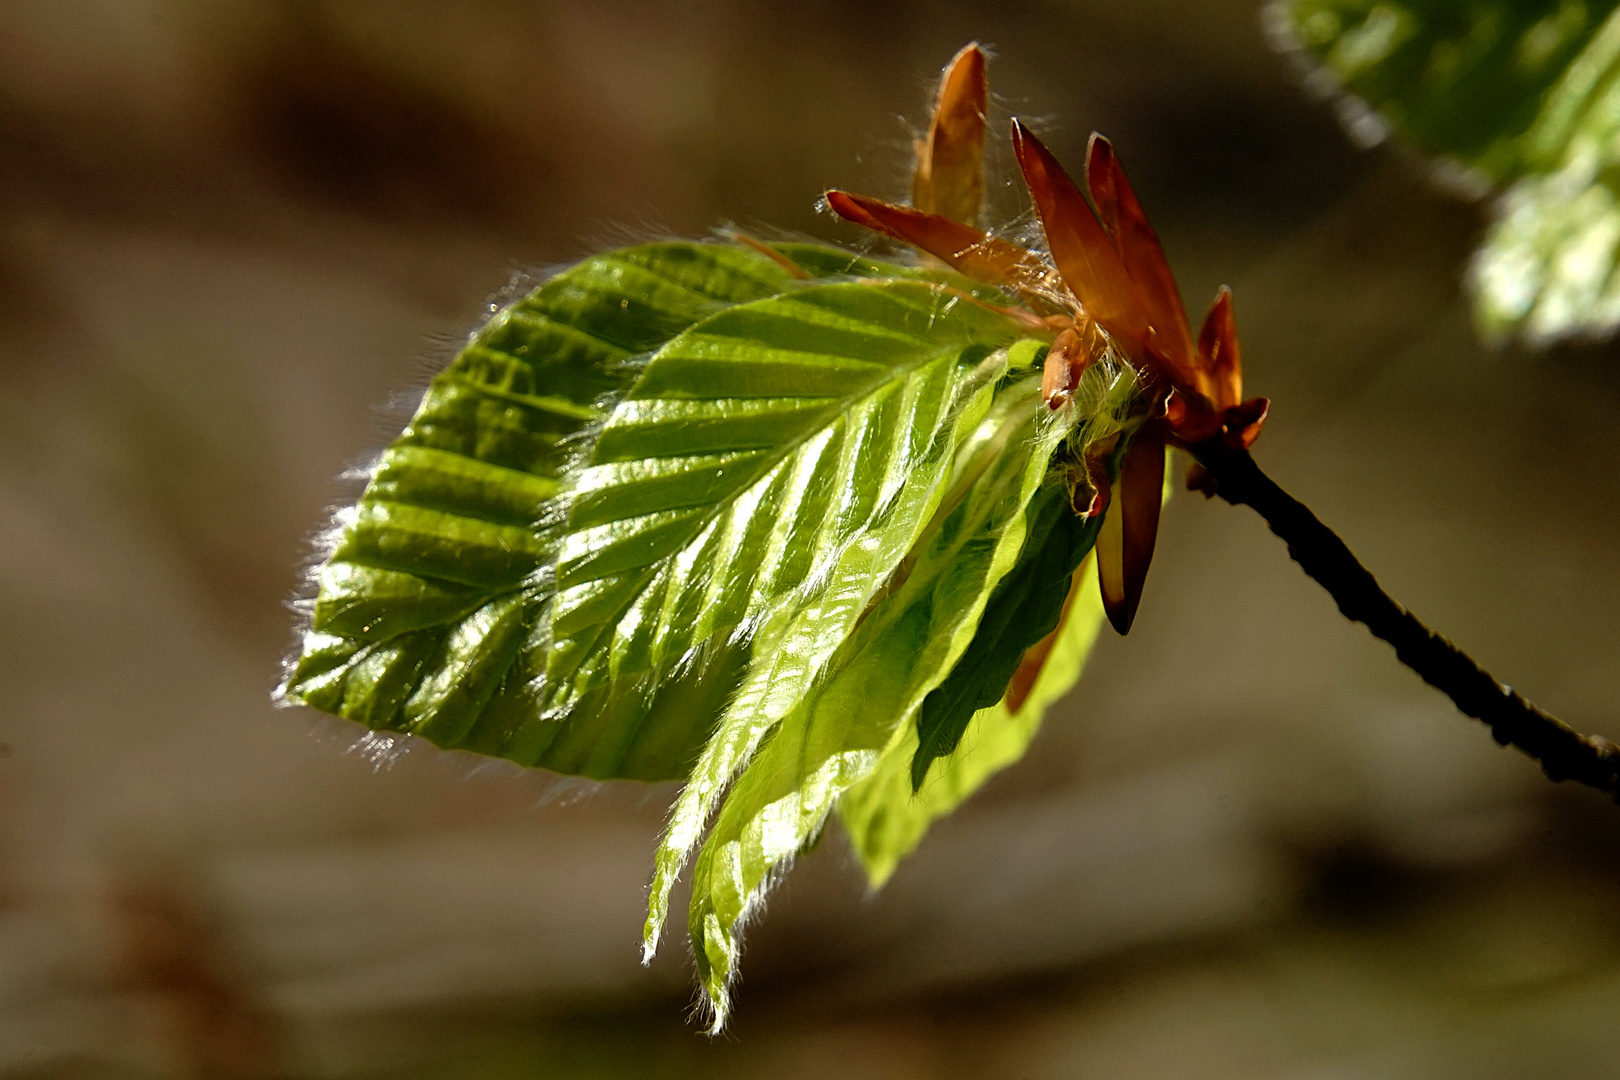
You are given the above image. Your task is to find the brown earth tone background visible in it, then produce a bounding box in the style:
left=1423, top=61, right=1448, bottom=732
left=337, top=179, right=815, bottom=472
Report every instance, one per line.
left=5, top=1, right=1620, bottom=1077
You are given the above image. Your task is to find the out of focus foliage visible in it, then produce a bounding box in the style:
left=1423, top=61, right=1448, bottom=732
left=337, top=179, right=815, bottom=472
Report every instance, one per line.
left=1274, top=0, right=1620, bottom=344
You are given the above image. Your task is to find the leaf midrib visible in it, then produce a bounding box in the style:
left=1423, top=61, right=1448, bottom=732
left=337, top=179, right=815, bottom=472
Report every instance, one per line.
left=554, top=300, right=1016, bottom=687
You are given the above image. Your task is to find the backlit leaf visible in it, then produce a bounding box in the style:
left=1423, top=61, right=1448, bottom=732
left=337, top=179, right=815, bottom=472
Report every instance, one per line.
left=839, top=555, right=1108, bottom=888
left=281, top=241, right=909, bottom=779
left=283, top=231, right=1147, bottom=1030
left=679, top=355, right=1138, bottom=1028
left=682, top=378, right=1064, bottom=1028
left=617, top=281, right=1035, bottom=956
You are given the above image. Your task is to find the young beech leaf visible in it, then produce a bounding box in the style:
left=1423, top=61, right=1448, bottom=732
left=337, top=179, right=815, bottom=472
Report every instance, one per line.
left=908, top=477, right=1105, bottom=787
left=604, top=282, right=1036, bottom=957
left=839, top=551, right=1108, bottom=888
left=281, top=240, right=912, bottom=779
left=682, top=375, right=1079, bottom=1029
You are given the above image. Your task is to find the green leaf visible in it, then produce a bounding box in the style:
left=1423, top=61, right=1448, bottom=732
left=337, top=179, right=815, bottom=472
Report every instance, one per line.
left=838, top=557, right=1109, bottom=889
left=674, top=354, right=1138, bottom=1028
left=585, top=281, right=1033, bottom=956
left=1274, top=0, right=1620, bottom=342
left=283, top=230, right=1142, bottom=1030
left=281, top=240, right=896, bottom=778
left=679, top=377, right=1064, bottom=1029
left=908, top=479, right=1103, bottom=788
left=1470, top=119, right=1620, bottom=343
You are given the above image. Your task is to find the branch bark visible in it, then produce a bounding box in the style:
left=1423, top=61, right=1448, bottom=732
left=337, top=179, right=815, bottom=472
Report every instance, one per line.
left=1191, top=441, right=1620, bottom=802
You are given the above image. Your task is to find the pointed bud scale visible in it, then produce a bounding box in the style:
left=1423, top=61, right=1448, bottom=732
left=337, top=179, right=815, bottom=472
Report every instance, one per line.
left=825, top=190, right=1049, bottom=300
left=1096, top=491, right=1126, bottom=627
left=1084, top=133, right=1123, bottom=244
left=1010, top=121, right=1143, bottom=350
left=912, top=43, right=988, bottom=227
left=1096, top=421, right=1165, bottom=635
left=1197, top=286, right=1242, bottom=408
left=1084, top=135, right=1199, bottom=390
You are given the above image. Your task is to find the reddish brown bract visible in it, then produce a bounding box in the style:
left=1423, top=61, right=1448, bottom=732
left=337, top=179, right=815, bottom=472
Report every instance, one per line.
left=912, top=43, right=988, bottom=228
left=828, top=44, right=1270, bottom=638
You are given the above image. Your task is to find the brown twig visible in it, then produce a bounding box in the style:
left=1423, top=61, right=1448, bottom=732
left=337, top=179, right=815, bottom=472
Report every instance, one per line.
left=1192, top=441, right=1620, bottom=802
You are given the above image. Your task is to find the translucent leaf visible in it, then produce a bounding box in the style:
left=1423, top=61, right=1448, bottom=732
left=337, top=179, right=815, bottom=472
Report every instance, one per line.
left=678, top=378, right=1061, bottom=1028
left=908, top=480, right=1104, bottom=788
left=283, top=230, right=1145, bottom=1029
left=600, top=282, right=1036, bottom=955
left=1275, top=0, right=1620, bottom=342
left=280, top=241, right=907, bottom=779
left=675, top=354, right=1137, bottom=1028
left=839, top=554, right=1108, bottom=889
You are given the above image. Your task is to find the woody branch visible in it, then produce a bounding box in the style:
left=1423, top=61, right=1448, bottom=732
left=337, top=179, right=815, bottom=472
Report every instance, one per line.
left=1191, top=440, right=1620, bottom=802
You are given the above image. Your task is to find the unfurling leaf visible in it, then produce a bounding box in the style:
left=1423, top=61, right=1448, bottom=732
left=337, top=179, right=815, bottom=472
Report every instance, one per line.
left=282, top=232, right=1133, bottom=998
left=282, top=40, right=1171, bottom=1033
left=634, top=280, right=1036, bottom=960
left=683, top=374, right=1091, bottom=1029
left=673, top=341, right=1137, bottom=1025
left=839, top=556, right=1108, bottom=888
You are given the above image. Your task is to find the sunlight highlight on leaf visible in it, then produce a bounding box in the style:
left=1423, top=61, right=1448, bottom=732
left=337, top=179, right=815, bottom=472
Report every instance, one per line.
left=681, top=377, right=1080, bottom=1028
left=628, top=282, right=1037, bottom=961
left=283, top=242, right=911, bottom=779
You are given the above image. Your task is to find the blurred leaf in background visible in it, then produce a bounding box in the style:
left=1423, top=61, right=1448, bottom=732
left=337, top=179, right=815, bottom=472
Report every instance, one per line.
left=1270, top=0, right=1620, bottom=344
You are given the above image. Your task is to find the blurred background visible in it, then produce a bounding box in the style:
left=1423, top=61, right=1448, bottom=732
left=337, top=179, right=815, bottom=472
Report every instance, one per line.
left=5, top=1, right=1620, bottom=1076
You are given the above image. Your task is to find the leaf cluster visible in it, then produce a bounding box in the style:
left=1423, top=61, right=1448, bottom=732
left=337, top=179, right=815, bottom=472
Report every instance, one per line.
left=281, top=237, right=1142, bottom=1025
